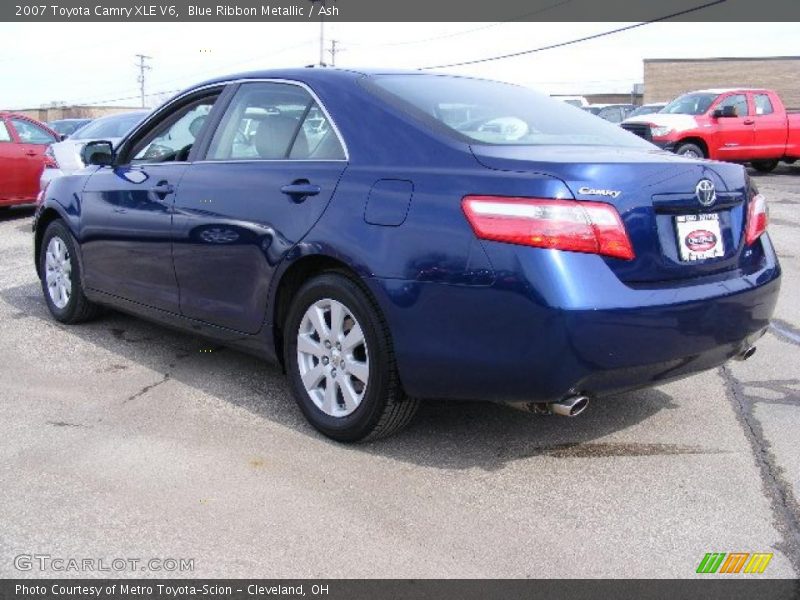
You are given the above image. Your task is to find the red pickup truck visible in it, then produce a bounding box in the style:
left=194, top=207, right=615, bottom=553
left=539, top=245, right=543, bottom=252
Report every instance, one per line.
left=622, top=88, right=800, bottom=172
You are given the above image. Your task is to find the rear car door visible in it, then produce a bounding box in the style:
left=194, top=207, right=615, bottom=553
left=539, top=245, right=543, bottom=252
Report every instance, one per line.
left=7, top=117, right=58, bottom=201
left=750, top=92, right=786, bottom=159
left=79, top=90, right=221, bottom=312
left=711, top=93, right=754, bottom=161
left=171, top=80, right=348, bottom=333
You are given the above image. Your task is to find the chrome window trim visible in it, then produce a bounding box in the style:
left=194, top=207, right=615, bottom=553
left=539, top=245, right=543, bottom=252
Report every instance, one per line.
left=125, top=78, right=350, bottom=164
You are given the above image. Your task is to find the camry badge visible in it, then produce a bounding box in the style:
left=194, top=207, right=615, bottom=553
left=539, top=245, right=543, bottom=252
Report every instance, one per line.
left=578, top=186, right=621, bottom=199
left=696, top=179, right=716, bottom=207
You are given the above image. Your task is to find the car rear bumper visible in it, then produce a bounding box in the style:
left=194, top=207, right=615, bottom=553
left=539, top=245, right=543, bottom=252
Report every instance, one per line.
left=39, top=167, right=64, bottom=192
left=367, top=236, right=781, bottom=403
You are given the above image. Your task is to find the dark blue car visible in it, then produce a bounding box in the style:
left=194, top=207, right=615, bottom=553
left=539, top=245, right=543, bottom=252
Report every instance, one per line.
left=33, top=68, right=780, bottom=441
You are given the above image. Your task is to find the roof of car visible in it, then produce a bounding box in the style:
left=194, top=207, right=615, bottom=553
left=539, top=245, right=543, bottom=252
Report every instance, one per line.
left=691, top=88, right=770, bottom=94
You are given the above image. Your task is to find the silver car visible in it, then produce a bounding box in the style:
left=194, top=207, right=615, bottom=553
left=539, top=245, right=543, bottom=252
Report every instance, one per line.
left=40, top=111, right=148, bottom=190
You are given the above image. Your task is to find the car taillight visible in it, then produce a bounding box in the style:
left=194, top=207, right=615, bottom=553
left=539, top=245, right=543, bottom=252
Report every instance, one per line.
left=745, top=192, right=768, bottom=245
left=462, top=196, right=635, bottom=260
left=44, top=145, right=59, bottom=169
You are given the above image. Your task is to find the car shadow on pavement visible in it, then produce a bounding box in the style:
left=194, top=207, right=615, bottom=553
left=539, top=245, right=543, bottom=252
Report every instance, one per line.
left=3, top=281, right=688, bottom=472
left=0, top=205, right=35, bottom=223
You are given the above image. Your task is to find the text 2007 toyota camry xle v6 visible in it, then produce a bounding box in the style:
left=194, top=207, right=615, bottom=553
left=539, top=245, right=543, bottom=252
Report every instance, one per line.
left=33, top=69, right=780, bottom=441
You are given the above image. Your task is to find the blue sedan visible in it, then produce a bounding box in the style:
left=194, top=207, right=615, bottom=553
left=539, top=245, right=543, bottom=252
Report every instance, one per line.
left=33, top=68, right=780, bottom=441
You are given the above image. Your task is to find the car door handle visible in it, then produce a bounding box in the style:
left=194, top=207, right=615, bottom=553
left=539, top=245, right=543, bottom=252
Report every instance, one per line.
left=151, top=182, right=175, bottom=196
left=25, top=150, right=37, bottom=157
left=743, top=119, right=755, bottom=125
left=281, top=180, right=321, bottom=202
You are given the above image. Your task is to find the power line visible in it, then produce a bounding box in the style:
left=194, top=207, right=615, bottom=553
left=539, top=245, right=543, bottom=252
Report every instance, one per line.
left=419, top=0, right=727, bottom=70
left=345, top=0, right=574, bottom=49
left=135, top=54, right=152, bottom=108
left=58, top=38, right=316, bottom=108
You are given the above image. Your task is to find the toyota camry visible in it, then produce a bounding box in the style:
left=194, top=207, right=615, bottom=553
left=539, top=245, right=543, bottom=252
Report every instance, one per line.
left=33, top=68, right=780, bottom=441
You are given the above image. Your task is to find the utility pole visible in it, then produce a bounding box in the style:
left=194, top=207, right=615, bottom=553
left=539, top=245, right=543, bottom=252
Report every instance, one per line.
left=318, top=6, right=325, bottom=66
left=135, top=54, right=152, bottom=108
left=328, top=39, right=340, bottom=67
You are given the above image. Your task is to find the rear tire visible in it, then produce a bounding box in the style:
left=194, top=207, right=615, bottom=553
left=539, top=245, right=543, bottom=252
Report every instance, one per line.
left=751, top=159, right=779, bottom=173
left=284, top=272, right=419, bottom=442
left=674, top=142, right=705, bottom=159
left=39, top=220, right=101, bottom=324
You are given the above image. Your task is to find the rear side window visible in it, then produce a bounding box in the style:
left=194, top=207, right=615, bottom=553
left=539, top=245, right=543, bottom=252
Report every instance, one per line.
left=0, top=121, right=10, bottom=142
left=716, top=94, right=749, bottom=118
left=207, top=82, right=346, bottom=161
left=10, top=118, right=57, bottom=144
left=367, top=75, right=653, bottom=148
left=754, top=94, right=774, bottom=115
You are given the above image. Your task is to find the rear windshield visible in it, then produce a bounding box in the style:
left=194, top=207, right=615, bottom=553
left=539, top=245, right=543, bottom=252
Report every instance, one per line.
left=368, top=75, right=652, bottom=148
left=73, top=113, right=146, bottom=140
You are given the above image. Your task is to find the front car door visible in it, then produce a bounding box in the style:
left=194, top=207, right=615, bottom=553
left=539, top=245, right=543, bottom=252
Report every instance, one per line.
left=7, top=117, right=58, bottom=201
left=171, top=80, right=348, bottom=333
left=0, top=118, right=22, bottom=204
left=79, top=89, right=222, bottom=312
left=710, top=93, right=754, bottom=161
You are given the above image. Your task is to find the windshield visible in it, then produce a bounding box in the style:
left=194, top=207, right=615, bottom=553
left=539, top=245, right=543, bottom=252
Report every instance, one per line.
left=661, top=93, right=717, bottom=116
left=73, top=113, right=146, bottom=140
left=50, top=120, right=90, bottom=136
left=369, top=75, right=653, bottom=148
left=628, top=105, right=663, bottom=118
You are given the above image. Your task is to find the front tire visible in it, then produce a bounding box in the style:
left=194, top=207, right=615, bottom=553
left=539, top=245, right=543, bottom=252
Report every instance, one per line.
left=39, top=220, right=101, bottom=324
left=674, top=142, right=705, bottom=159
left=284, top=272, right=419, bottom=442
left=751, top=159, right=779, bottom=173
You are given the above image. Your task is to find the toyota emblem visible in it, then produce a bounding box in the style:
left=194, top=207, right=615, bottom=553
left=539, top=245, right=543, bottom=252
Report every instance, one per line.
left=696, top=179, right=716, bottom=207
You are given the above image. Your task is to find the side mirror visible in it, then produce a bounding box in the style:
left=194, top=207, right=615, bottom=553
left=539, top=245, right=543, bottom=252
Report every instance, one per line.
left=712, top=105, right=738, bottom=118
left=81, top=140, right=114, bottom=166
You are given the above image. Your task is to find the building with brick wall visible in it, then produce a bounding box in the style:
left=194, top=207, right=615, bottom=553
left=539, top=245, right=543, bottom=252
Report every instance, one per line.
left=643, top=56, right=800, bottom=108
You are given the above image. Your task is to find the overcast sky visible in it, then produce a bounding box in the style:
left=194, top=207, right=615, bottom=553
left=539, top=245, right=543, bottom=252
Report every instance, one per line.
left=0, top=21, right=797, bottom=109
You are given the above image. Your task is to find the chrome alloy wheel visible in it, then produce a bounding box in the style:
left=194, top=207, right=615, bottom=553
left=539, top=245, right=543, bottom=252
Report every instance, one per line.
left=45, top=236, right=72, bottom=309
left=296, top=298, right=369, bottom=417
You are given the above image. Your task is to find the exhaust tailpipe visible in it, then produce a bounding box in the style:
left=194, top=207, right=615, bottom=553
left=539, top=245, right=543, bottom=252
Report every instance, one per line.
left=548, top=395, right=590, bottom=417
left=734, top=345, right=757, bottom=361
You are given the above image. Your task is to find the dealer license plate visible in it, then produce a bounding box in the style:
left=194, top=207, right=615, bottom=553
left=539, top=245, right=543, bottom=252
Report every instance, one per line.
left=675, top=213, right=724, bottom=261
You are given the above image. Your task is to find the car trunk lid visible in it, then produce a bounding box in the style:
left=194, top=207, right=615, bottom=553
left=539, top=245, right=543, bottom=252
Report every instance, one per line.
left=470, top=145, right=750, bottom=284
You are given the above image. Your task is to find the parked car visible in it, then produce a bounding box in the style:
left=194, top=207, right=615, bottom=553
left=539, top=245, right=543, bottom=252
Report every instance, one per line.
left=47, top=118, right=93, bottom=139
left=625, top=103, right=666, bottom=119
left=555, top=96, right=589, bottom=108
left=621, top=88, right=800, bottom=171
left=40, top=111, right=148, bottom=191
left=33, top=69, right=780, bottom=441
left=0, top=112, right=59, bottom=208
left=582, top=104, right=635, bottom=123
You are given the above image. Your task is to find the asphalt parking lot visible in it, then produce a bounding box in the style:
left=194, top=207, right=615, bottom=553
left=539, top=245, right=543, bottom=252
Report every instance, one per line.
left=1, top=166, right=799, bottom=579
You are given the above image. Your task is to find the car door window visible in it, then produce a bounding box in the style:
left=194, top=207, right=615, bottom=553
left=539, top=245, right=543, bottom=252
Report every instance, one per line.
left=754, top=94, right=774, bottom=116
left=0, top=121, right=11, bottom=143
left=207, top=82, right=345, bottom=161
left=717, top=94, right=749, bottom=117
left=10, top=118, right=56, bottom=144
left=129, top=98, right=217, bottom=164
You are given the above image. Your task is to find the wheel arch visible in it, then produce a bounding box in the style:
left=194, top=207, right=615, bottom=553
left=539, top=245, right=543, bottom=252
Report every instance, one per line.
left=271, top=253, right=377, bottom=369
left=34, top=205, right=74, bottom=278
left=675, top=137, right=709, bottom=158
